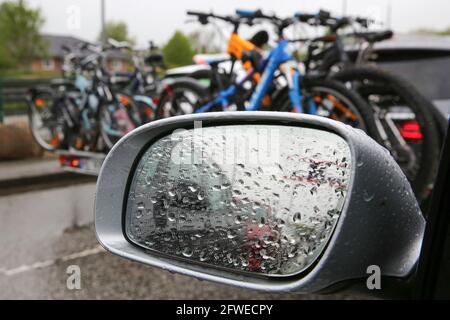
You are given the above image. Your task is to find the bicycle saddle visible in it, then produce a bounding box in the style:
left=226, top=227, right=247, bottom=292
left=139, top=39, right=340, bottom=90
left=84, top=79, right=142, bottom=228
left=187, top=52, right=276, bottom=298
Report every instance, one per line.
left=145, top=53, right=164, bottom=64
left=249, top=30, right=269, bottom=48
left=358, top=30, right=393, bottom=43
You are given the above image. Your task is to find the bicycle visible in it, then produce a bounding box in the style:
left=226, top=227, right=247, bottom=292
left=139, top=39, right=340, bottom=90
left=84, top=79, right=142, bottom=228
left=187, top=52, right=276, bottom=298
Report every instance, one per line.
left=28, top=41, right=141, bottom=152
left=155, top=9, right=379, bottom=139
left=108, top=40, right=170, bottom=124
left=293, top=9, right=441, bottom=201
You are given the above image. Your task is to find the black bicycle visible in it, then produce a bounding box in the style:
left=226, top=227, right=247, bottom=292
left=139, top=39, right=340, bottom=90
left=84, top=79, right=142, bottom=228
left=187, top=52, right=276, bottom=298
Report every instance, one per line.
left=28, top=41, right=141, bottom=152
left=293, top=10, right=441, bottom=202
left=157, top=9, right=379, bottom=143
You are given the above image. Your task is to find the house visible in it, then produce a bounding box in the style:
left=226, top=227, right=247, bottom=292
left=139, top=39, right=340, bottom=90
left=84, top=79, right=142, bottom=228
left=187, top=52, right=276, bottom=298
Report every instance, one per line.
left=31, top=34, right=131, bottom=74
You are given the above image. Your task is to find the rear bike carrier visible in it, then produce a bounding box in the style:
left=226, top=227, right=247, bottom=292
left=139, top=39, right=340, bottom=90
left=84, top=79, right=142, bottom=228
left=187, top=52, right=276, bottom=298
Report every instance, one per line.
left=56, top=149, right=106, bottom=176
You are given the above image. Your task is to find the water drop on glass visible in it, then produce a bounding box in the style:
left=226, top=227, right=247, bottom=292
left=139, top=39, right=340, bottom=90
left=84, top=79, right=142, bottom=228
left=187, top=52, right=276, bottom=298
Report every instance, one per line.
left=293, top=212, right=302, bottom=223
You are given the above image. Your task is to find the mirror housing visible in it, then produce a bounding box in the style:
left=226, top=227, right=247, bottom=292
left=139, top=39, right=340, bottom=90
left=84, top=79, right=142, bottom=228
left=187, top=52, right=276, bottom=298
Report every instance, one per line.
left=95, top=112, right=425, bottom=293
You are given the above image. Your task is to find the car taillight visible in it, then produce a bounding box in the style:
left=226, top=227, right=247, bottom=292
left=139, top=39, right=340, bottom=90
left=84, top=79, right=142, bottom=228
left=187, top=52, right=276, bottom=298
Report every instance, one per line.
left=35, top=98, right=46, bottom=108
left=151, top=96, right=160, bottom=105
left=400, top=121, right=423, bottom=141
left=70, top=158, right=81, bottom=168
left=59, top=155, right=81, bottom=168
left=193, top=55, right=207, bottom=65
left=119, top=95, right=130, bottom=106
left=59, top=155, right=68, bottom=166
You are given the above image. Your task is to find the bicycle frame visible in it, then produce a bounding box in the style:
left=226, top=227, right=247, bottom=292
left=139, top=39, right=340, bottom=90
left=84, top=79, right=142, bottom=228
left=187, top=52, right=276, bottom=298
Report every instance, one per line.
left=194, top=39, right=311, bottom=114
left=72, top=64, right=135, bottom=143
left=119, top=56, right=158, bottom=120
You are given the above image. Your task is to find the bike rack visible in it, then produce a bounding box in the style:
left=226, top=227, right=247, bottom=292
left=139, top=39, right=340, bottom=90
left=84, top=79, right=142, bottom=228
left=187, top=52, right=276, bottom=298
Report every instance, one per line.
left=56, top=149, right=106, bottom=176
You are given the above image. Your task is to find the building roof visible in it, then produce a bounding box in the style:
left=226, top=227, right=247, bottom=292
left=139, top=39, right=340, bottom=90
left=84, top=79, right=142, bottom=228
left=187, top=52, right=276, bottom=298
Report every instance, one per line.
left=42, top=34, right=129, bottom=59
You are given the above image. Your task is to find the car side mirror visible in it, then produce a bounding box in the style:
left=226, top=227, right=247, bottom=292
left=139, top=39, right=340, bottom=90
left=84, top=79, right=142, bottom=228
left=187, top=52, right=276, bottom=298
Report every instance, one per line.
left=95, top=112, right=425, bottom=294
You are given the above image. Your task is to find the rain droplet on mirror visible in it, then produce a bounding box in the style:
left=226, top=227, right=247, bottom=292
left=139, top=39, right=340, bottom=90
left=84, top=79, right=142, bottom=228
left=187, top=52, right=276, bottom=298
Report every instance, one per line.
left=126, top=125, right=352, bottom=277
left=182, top=247, right=193, bottom=258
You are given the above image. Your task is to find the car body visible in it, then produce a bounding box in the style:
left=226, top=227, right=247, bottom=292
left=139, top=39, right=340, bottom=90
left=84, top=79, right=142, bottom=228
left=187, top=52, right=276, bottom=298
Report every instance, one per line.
left=356, top=34, right=450, bottom=125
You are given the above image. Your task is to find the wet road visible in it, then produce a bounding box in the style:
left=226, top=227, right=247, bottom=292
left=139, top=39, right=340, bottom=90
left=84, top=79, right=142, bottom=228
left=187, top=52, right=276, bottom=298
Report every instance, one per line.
left=0, top=181, right=361, bottom=299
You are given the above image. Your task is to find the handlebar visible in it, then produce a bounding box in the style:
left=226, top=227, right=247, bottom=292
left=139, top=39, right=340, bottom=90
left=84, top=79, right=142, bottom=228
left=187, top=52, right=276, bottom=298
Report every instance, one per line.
left=186, top=10, right=239, bottom=25
left=295, top=13, right=319, bottom=23
left=295, top=9, right=375, bottom=31
left=186, top=9, right=283, bottom=29
left=289, top=34, right=338, bottom=44
left=61, top=37, right=141, bottom=74
left=188, top=8, right=303, bottom=37
left=235, top=9, right=261, bottom=18
left=294, top=10, right=350, bottom=31
left=235, top=9, right=280, bottom=21
left=347, top=30, right=394, bottom=43
left=295, top=9, right=331, bottom=23
left=355, top=17, right=374, bottom=28
left=235, top=9, right=295, bottom=36
left=107, top=38, right=131, bottom=51
left=289, top=28, right=393, bottom=47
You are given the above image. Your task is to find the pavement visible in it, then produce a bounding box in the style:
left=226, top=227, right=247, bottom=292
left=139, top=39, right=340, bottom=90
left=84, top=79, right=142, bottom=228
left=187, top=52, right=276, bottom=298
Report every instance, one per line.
left=0, top=157, right=61, bottom=181
left=0, top=157, right=96, bottom=197
left=0, top=143, right=364, bottom=299
left=0, top=169, right=364, bottom=299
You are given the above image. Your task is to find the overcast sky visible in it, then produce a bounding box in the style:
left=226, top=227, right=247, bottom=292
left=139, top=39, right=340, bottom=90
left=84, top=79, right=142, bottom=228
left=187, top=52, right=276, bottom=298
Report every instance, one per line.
left=13, top=0, right=450, bottom=47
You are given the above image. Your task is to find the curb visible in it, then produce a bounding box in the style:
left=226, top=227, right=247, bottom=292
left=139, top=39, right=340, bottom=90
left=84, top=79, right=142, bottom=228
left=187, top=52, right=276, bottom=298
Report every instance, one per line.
left=0, top=172, right=97, bottom=197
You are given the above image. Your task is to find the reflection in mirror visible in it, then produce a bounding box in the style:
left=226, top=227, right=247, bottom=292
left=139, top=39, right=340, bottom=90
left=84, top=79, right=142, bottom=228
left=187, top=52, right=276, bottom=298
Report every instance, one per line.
left=126, top=125, right=352, bottom=277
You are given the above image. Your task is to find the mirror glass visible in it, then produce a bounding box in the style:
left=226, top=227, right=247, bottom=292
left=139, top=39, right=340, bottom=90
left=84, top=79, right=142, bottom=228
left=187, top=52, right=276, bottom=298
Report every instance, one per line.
left=125, top=124, right=352, bottom=277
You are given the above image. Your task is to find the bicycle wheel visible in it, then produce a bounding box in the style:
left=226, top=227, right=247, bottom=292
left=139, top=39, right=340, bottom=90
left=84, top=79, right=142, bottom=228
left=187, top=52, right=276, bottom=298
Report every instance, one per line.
left=188, top=68, right=233, bottom=97
left=99, top=93, right=141, bottom=150
left=134, top=96, right=157, bottom=124
left=332, top=66, right=440, bottom=202
left=155, top=79, right=207, bottom=119
left=28, top=89, right=68, bottom=151
left=274, top=77, right=380, bottom=139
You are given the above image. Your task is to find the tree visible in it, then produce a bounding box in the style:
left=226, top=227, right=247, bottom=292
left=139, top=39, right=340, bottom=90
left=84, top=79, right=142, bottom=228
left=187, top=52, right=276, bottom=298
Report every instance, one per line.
left=162, top=31, right=195, bottom=68
left=0, top=0, right=48, bottom=70
left=98, top=21, right=135, bottom=46
left=188, top=29, right=222, bottom=54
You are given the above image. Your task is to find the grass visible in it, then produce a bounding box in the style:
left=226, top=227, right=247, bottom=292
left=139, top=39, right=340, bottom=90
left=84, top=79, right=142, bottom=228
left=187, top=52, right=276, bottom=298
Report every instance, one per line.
left=0, top=69, right=60, bottom=79
left=2, top=101, right=28, bottom=114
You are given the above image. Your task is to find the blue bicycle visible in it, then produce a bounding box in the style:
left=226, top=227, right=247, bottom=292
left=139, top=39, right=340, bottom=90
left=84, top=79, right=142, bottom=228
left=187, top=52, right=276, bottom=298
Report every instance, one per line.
left=156, top=9, right=378, bottom=137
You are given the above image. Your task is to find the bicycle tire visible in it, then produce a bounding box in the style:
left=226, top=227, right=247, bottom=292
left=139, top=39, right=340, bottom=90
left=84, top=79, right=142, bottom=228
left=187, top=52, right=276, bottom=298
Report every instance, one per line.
left=274, top=77, right=381, bottom=140
left=332, top=65, right=441, bottom=201
left=99, top=93, right=142, bottom=150
left=28, top=88, right=68, bottom=151
left=155, top=78, right=208, bottom=119
left=189, top=69, right=232, bottom=95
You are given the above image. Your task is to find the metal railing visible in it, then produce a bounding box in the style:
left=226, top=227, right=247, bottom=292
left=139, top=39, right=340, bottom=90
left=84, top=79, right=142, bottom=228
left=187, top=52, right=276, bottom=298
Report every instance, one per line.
left=0, top=79, right=51, bottom=123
